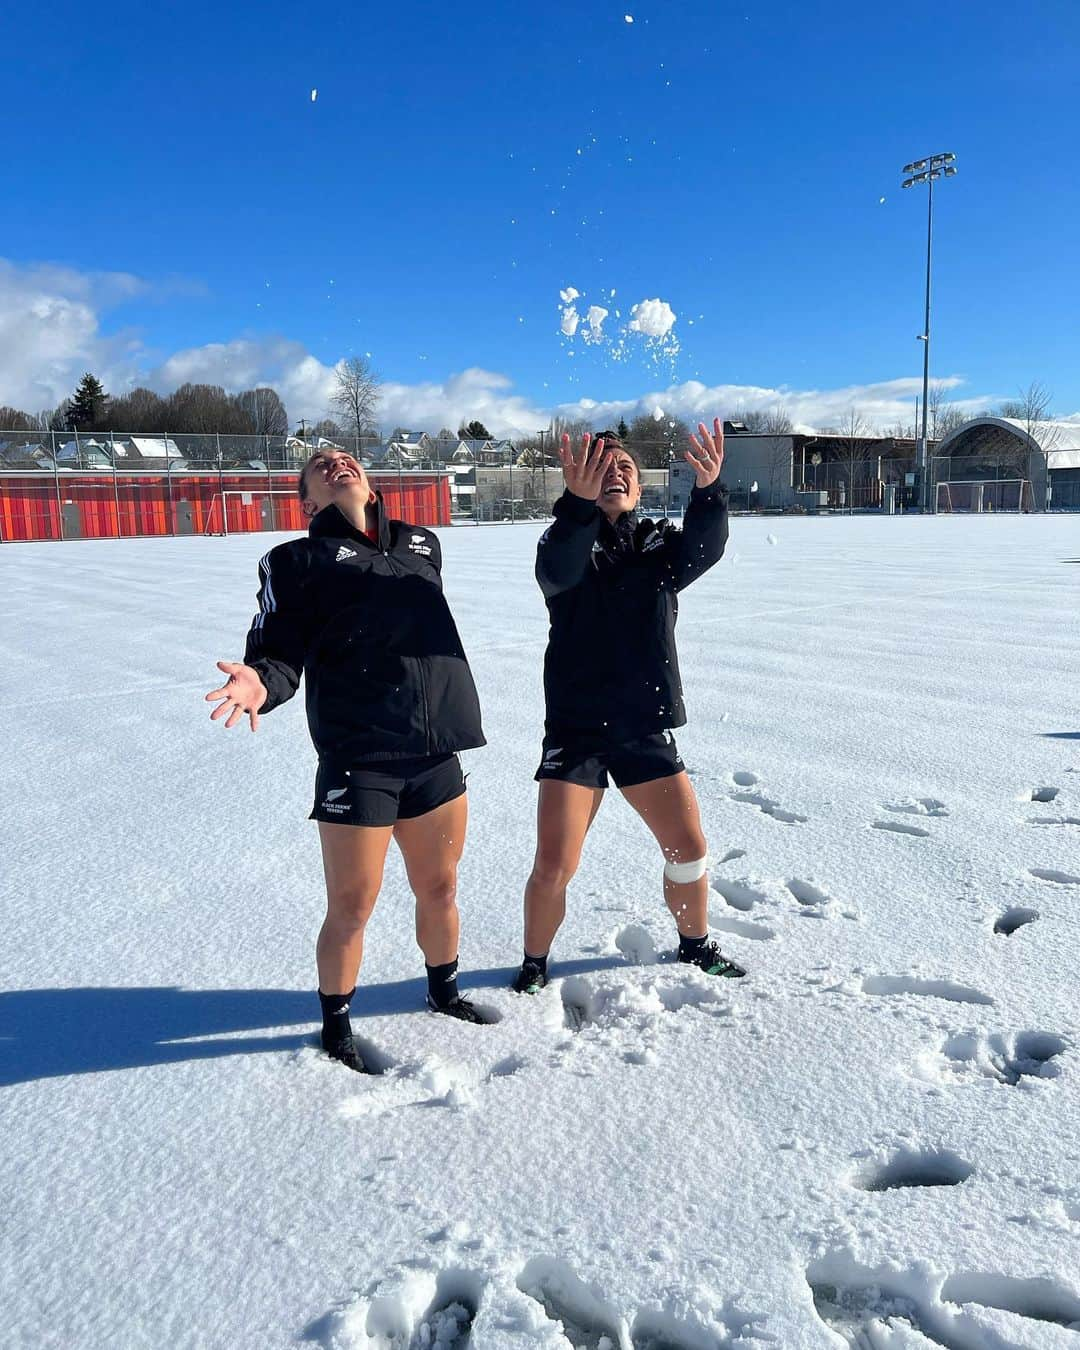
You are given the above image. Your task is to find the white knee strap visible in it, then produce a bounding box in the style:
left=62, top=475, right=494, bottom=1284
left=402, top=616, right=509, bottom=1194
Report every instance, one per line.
left=664, top=856, right=708, bottom=884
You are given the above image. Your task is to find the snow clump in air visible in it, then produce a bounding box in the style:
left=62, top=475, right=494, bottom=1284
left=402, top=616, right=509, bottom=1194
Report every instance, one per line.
left=310, top=89, right=318, bottom=102
left=629, top=297, right=676, bottom=338
left=557, top=287, right=680, bottom=374
left=624, top=13, right=635, bottom=22
left=585, top=306, right=609, bottom=340
left=652, top=406, right=665, bottom=422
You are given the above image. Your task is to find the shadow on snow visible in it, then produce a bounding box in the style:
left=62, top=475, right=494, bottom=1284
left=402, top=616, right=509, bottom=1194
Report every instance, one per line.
left=0, top=957, right=621, bottom=1086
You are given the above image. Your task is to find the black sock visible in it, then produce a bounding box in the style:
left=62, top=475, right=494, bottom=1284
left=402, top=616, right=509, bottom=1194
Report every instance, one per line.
left=426, top=958, right=460, bottom=1009
left=523, top=951, right=548, bottom=974
left=678, top=932, right=709, bottom=959
left=319, top=988, right=355, bottom=1046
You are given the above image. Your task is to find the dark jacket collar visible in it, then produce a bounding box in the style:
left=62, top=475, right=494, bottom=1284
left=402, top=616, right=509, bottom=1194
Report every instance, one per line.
left=598, top=509, right=640, bottom=555
left=308, top=492, right=391, bottom=550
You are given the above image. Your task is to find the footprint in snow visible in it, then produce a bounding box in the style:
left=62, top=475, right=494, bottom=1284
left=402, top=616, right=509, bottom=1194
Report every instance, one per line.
left=849, top=1145, right=974, bottom=1192
left=993, top=906, right=1039, bottom=936
left=884, top=796, right=949, bottom=817
left=710, top=877, right=768, bottom=911
left=731, top=789, right=807, bottom=824
left=785, top=878, right=853, bottom=920
left=1030, top=868, right=1080, bottom=886
left=516, top=1257, right=625, bottom=1348
left=559, top=973, right=724, bottom=1034
left=303, top=1263, right=484, bottom=1349
left=933, top=1029, right=1068, bottom=1087
left=516, top=1256, right=764, bottom=1349
left=871, top=819, right=931, bottom=837
left=1030, top=814, right=1080, bottom=826
left=860, top=974, right=993, bottom=1006
left=1030, top=785, right=1061, bottom=803
left=807, top=1253, right=1080, bottom=1348
left=710, top=913, right=776, bottom=942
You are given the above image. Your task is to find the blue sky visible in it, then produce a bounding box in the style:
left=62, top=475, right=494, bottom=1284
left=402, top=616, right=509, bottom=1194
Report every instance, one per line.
left=4, top=0, right=1078, bottom=432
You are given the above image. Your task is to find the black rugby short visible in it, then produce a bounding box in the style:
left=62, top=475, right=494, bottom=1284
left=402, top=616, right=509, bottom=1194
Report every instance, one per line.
left=534, top=731, right=684, bottom=789
left=311, top=753, right=466, bottom=827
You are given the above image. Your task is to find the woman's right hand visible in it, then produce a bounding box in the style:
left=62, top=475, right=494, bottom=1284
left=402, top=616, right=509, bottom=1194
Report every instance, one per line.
left=205, top=661, right=268, bottom=732
left=558, top=432, right=612, bottom=502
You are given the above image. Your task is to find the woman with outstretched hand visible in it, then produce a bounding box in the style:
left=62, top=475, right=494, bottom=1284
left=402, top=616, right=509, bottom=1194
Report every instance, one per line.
left=514, top=420, right=746, bottom=994
left=205, top=449, right=487, bottom=1072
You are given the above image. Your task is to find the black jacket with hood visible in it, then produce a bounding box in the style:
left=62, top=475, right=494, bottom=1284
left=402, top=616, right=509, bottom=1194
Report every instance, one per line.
left=244, top=496, right=485, bottom=764
left=536, top=482, right=728, bottom=741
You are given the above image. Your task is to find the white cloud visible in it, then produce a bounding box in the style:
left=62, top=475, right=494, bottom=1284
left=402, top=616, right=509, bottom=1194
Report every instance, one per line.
left=0, top=257, right=995, bottom=436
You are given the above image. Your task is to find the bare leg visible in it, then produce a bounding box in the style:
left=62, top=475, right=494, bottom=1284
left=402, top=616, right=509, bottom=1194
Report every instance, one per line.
left=316, top=821, right=395, bottom=994
left=393, top=792, right=469, bottom=967
left=523, top=780, right=604, bottom=957
left=620, top=772, right=708, bottom=937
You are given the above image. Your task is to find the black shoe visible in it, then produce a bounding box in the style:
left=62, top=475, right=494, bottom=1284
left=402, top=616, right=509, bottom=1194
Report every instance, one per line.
left=512, top=960, right=549, bottom=994
left=677, top=940, right=747, bottom=978
left=427, top=994, right=487, bottom=1023
left=321, top=1031, right=369, bottom=1072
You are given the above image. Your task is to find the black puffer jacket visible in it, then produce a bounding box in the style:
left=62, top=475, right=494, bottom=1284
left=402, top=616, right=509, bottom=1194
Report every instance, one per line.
left=536, top=483, right=728, bottom=740
left=244, top=498, right=485, bottom=763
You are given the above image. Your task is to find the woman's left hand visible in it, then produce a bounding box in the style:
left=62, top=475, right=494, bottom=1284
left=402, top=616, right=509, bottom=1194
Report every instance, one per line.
left=686, top=418, right=725, bottom=488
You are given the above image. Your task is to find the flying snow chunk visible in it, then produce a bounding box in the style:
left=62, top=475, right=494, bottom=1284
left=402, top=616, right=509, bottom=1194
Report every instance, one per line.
left=561, top=306, right=580, bottom=337
left=586, top=305, right=609, bottom=338
left=652, top=406, right=665, bottom=422
left=560, top=286, right=580, bottom=303
left=624, top=13, right=634, bottom=22
left=629, top=298, right=676, bottom=337
left=310, top=88, right=318, bottom=102
left=879, top=196, right=886, bottom=204
left=767, top=533, right=779, bottom=546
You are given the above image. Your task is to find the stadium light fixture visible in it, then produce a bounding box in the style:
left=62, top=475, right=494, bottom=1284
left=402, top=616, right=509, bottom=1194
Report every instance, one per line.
left=901, top=151, right=959, bottom=510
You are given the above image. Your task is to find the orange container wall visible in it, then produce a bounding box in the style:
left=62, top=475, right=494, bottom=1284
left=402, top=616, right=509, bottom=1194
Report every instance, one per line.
left=0, top=472, right=452, bottom=541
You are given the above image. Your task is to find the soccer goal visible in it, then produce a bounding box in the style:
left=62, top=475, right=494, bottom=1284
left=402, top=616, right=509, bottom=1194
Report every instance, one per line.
left=204, top=490, right=302, bottom=536
left=935, top=479, right=1034, bottom=514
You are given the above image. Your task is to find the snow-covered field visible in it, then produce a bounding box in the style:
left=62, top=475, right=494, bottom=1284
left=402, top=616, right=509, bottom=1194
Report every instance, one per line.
left=2, top=513, right=1079, bottom=1349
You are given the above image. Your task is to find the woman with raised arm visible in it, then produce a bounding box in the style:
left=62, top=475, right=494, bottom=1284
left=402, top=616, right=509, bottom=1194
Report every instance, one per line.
left=205, top=448, right=487, bottom=1073
left=514, top=420, right=746, bottom=994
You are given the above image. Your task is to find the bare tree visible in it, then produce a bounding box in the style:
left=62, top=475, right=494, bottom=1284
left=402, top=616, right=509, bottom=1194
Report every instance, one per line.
left=310, top=418, right=344, bottom=442
left=835, top=407, right=870, bottom=511
left=753, top=406, right=793, bottom=507
left=996, top=381, right=1058, bottom=475
left=330, top=356, right=380, bottom=438
left=927, top=381, right=968, bottom=442
left=550, top=414, right=593, bottom=446
left=626, top=413, right=691, bottom=469
left=237, top=387, right=289, bottom=438
left=0, top=406, right=39, bottom=431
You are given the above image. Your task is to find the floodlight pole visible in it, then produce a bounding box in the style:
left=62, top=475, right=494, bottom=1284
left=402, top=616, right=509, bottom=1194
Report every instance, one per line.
left=902, top=152, right=957, bottom=510
left=919, top=171, right=933, bottom=509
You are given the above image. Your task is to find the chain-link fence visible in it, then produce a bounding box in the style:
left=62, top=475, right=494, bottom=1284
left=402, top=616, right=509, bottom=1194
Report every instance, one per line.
left=1, top=430, right=1071, bottom=540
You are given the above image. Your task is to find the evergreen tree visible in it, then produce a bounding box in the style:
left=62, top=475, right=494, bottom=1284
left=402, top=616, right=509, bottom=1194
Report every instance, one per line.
left=617, top=417, right=630, bottom=440
left=458, top=419, right=493, bottom=440
left=68, top=373, right=108, bottom=430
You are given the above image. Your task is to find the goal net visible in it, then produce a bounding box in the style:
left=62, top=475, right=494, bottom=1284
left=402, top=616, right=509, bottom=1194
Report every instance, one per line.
left=205, top=490, right=303, bottom=536
left=935, top=479, right=1034, bottom=514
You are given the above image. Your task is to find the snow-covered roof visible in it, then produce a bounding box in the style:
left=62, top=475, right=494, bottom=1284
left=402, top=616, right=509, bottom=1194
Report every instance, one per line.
left=1048, top=448, right=1080, bottom=471
left=128, top=436, right=183, bottom=460
left=999, top=418, right=1080, bottom=454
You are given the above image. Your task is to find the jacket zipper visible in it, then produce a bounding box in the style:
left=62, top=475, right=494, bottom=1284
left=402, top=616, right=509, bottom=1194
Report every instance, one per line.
left=382, top=547, right=432, bottom=753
